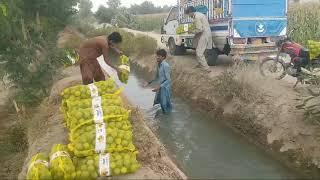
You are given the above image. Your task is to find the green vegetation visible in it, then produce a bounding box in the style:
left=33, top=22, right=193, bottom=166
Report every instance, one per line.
left=95, top=5, right=117, bottom=24
left=288, top=3, right=320, bottom=46
left=133, top=14, right=166, bottom=32
left=72, top=0, right=96, bottom=40
left=94, top=0, right=169, bottom=31
left=94, top=0, right=120, bottom=24
left=128, top=1, right=170, bottom=15
left=0, top=113, right=29, bottom=179
left=81, top=27, right=157, bottom=57
left=0, top=1, right=78, bottom=177
left=0, top=0, right=78, bottom=106
left=290, top=3, right=320, bottom=125
left=212, top=68, right=262, bottom=103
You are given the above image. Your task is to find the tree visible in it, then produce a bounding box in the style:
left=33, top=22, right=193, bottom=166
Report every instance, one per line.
left=79, top=0, right=93, bottom=18
left=114, top=7, right=137, bottom=28
left=139, top=1, right=156, bottom=14
left=128, top=1, right=171, bottom=15
left=0, top=0, right=79, bottom=105
left=162, top=5, right=171, bottom=12
left=95, top=5, right=116, bottom=23
left=107, top=0, right=121, bottom=9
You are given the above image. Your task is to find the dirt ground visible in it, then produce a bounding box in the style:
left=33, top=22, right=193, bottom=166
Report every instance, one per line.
left=18, top=66, right=186, bottom=180
left=125, top=29, right=320, bottom=177
left=0, top=85, right=9, bottom=137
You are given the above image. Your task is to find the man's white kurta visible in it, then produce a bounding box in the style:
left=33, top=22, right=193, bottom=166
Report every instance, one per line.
left=192, top=12, right=213, bottom=69
left=193, top=12, right=213, bottom=50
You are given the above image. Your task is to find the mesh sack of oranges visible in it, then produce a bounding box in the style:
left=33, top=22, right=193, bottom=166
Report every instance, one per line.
left=60, top=79, right=120, bottom=101
left=73, top=152, right=140, bottom=179
left=26, top=153, right=52, bottom=180
left=118, top=55, right=130, bottom=84
left=308, top=40, right=320, bottom=60
left=65, top=104, right=130, bottom=130
left=61, top=94, right=123, bottom=127
left=49, top=144, right=76, bottom=180
left=63, top=94, right=123, bottom=112
left=68, top=121, right=135, bottom=157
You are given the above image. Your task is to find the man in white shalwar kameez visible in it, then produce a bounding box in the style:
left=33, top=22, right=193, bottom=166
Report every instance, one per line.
left=185, top=6, right=212, bottom=73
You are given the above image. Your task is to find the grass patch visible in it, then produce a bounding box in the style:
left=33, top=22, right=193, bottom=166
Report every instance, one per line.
left=289, top=3, right=320, bottom=126
left=212, top=65, right=264, bottom=103
left=212, top=71, right=250, bottom=101
left=133, top=35, right=158, bottom=57
left=0, top=121, right=28, bottom=179
left=0, top=115, right=28, bottom=158
left=7, top=123, right=28, bottom=153
left=58, top=33, right=84, bottom=50
left=133, top=14, right=167, bottom=32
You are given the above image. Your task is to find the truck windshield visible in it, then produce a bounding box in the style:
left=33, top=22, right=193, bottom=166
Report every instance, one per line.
left=167, top=7, right=179, bottom=23
left=232, top=0, right=286, bottom=18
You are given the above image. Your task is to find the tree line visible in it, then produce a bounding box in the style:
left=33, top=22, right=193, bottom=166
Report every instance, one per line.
left=94, top=0, right=171, bottom=24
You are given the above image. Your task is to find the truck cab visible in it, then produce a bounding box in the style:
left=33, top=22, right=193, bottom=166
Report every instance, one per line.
left=161, top=0, right=288, bottom=64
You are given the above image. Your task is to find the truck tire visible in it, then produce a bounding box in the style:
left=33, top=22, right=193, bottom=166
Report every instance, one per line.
left=168, top=38, right=186, bottom=56
left=205, top=48, right=219, bottom=66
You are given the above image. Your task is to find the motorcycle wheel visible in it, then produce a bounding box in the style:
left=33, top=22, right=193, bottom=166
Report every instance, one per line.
left=259, top=57, right=287, bottom=80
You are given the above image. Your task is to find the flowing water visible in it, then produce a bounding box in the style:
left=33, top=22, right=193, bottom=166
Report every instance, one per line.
left=99, top=59, right=300, bottom=179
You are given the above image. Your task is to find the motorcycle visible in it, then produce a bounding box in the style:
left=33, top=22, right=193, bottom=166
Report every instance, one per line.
left=259, top=29, right=320, bottom=87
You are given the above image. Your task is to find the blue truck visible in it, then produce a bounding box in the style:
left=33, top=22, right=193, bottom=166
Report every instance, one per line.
left=161, top=0, right=288, bottom=65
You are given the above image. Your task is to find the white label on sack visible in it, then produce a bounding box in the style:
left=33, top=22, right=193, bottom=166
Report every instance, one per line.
left=119, top=65, right=130, bottom=72
left=99, top=153, right=111, bottom=177
left=95, top=123, right=106, bottom=153
left=92, top=96, right=102, bottom=109
left=88, top=84, right=99, bottom=97
left=27, top=160, right=49, bottom=174
left=184, top=24, right=189, bottom=32
left=93, top=106, right=104, bottom=124
left=50, top=151, right=70, bottom=162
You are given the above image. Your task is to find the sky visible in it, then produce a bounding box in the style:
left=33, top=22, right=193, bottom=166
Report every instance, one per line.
left=90, top=0, right=176, bottom=12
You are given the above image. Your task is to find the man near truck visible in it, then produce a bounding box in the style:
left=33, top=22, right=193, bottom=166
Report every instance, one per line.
left=185, top=6, right=212, bottom=73
left=78, top=32, right=123, bottom=85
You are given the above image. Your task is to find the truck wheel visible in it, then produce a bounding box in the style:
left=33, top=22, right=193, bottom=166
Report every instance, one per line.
left=205, top=48, right=219, bottom=66
left=169, top=38, right=186, bottom=56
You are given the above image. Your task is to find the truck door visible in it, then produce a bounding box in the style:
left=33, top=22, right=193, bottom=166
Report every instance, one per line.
left=163, top=6, right=179, bottom=35
left=211, top=0, right=230, bottom=51
left=231, top=0, right=287, bottom=38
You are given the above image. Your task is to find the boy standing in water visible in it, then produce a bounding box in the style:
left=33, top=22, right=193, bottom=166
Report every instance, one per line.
left=145, top=49, right=172, bottom=114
